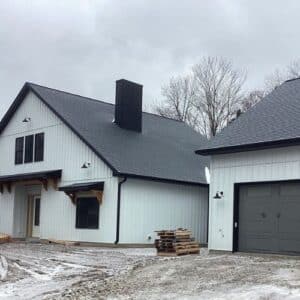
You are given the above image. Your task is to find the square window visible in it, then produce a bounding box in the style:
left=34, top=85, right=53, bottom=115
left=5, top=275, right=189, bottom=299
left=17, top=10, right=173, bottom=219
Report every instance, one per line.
left=76, top=197, right=99, bottom=229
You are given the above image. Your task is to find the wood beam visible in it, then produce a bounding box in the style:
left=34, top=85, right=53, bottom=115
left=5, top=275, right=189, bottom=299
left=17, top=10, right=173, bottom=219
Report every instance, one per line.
left=65, top=192, right=77, bottom=205
left=41, top=179, right=48, bottom=191
left=92, top=190, right=103, bottom=204
left=6, top=182, right=11, bottom=193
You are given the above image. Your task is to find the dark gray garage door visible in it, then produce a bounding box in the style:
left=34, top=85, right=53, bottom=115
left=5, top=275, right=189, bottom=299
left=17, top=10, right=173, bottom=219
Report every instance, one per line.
left=238, top=182, right=300, bottom=254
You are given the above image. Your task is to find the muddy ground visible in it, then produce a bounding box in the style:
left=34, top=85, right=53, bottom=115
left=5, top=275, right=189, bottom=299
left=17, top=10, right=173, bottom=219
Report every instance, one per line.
left=1, top=242, right=300, bottom=299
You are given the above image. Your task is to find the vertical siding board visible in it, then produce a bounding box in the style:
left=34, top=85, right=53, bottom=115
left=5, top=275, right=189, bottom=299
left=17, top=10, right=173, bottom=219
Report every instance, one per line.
left=210, top=146, right=300, bottom=251
left=119, top=179, right=208, bottom=244
left=0, top=92, right=118, bottom=243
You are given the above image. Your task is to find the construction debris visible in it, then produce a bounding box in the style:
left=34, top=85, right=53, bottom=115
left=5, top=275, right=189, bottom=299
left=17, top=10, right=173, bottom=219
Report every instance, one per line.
left=0, top=233, right=10, bottom=244
left=47, top=239, right=80, bottom=246
left=155, top=229, right=200, bottom=256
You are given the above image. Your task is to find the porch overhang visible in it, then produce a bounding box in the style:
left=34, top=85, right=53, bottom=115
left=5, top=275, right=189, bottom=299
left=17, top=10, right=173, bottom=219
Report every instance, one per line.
left=59, top=181, right=104, bottom=204
left=0, top=169, right=62, bottom=193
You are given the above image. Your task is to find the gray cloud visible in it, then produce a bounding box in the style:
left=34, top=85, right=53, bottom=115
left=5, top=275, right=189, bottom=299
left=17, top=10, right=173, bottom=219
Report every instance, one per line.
left=1, top=0, right=300, bottom=116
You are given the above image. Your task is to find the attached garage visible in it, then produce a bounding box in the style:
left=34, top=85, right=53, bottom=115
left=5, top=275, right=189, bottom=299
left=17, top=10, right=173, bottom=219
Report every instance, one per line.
left=234, top=182, right=300, bottom=255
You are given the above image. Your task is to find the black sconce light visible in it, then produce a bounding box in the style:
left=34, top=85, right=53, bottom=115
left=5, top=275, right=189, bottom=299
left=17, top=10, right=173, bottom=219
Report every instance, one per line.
left=22, top=117, right=31, bottom=123
left=81, top=162, right=91, bottom=169
left=213, top=191, right=224, bottom=199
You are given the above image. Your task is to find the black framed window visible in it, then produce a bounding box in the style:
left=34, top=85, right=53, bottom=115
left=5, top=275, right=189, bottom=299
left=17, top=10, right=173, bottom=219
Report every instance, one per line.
left=24, top=135, right=34, bottom=163
left=15, top=137, right=24, bottom=164
left=34, top=198, right=40, bottom=226
left=34, top=133, right=44, bottom=162
left=76, top=197, right=99, bottom=229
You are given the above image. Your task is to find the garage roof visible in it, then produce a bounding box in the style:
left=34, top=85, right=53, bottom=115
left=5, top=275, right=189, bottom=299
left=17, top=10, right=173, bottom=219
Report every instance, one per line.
left=1, top=83, right=209, bottom=185
left=196, top=78, right=300, bottom=155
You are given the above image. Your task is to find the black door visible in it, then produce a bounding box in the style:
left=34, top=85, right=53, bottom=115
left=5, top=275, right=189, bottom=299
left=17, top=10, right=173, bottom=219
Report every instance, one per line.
left=237, top=182, right=300, bottom=254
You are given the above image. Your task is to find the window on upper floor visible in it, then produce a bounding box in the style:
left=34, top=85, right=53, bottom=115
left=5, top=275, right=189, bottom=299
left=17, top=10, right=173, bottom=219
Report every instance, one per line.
left=15, top=137, right=24, bottom=165
left=15, top=133, right=45, bottom=165
left=24, top=135, right=34, bottom=163
left=34, top=133, right=44, bottom=162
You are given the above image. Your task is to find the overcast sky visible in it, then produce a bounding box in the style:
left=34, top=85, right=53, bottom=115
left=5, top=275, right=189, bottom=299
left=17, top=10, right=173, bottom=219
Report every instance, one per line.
left=1, top=0, right=300, bottom=116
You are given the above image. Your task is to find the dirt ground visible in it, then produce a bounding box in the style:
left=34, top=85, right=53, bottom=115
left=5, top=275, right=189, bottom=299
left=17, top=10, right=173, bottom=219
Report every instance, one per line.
left=1, top=242, right=300, bottom=299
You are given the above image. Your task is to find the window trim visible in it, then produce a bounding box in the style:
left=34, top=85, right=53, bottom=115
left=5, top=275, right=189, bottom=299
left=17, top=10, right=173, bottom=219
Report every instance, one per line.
left=14, top=132, right=44, bottom=165
left=75, top=196, right=100, bottom=230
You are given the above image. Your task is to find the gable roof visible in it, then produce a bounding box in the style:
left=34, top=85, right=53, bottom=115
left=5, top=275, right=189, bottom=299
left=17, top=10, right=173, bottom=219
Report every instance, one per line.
left=196, top=78, right=300, bottom=155
left=1, top=82, right=209, bottom=185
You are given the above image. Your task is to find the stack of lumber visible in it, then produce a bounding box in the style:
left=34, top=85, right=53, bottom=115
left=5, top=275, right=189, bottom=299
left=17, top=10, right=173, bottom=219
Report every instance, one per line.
left=155, top=229, right=200, bottom=256
left=0, top=233, right=10, bottom=244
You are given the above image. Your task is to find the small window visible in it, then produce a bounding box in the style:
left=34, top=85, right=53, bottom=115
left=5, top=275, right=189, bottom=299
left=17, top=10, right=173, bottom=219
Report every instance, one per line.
left=24, top=135, right=34, bottom=163
left=34, top=133, right=44, bottom=162
left=34, top=198, right=40, bottom=226
left=15, top=137, right=24, bottom=164
left=76, top=197, right=99, bottom=229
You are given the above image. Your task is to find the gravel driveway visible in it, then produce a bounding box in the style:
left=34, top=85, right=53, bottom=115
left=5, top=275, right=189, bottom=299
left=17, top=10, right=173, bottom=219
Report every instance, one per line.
left=1, top=242, right=300, bottom=299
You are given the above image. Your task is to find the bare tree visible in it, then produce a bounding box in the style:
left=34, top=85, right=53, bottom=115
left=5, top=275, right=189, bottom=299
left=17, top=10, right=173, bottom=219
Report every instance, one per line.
left=265, top=59, right=300, bottom=92
left=154, top=74, right=201, bottom=130
left=192, top=57, right=246, bottom=137
left=240, top=90, right=265, bottom=112
left=154, top=56, right=246, bottom=138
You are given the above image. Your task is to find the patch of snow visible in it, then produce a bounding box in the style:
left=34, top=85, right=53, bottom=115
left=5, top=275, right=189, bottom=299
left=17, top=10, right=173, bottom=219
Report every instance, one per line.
left=0, top=256, right=8, bottom=281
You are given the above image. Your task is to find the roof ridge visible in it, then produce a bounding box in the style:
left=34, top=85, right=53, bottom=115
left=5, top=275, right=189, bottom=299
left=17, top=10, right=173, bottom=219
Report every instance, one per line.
left=27, top=82, right=114, bottom=107
left=27, top=82, right=187, bottom=124
left=284, top=77, right=300, bottom=83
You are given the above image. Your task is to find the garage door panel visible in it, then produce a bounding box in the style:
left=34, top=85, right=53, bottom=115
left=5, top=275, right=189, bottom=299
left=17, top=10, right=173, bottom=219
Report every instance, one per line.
left=240, top=220, right=275, bottom=233
left=279, top=239, right=300, bottom=253
left=279, top=184, right=300, bottom=196
left=238, top=182, right=300, bottom=254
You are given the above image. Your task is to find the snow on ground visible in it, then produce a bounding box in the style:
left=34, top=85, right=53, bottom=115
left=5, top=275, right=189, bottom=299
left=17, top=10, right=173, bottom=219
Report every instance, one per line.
left=1, top=243, right=300, bottom=299
left=0, top=242, right=157, bottom=299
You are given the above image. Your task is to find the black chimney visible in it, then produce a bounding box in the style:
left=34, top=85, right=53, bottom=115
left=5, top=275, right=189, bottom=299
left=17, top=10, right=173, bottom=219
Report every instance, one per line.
left=115, top=79, right=143, bottom=132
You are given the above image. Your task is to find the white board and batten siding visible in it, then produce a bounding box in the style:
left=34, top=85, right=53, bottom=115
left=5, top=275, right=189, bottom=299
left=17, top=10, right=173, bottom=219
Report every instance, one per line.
left=0, top=91, right=209, bottom=244
left=209, top=146, right=300, bottom=251
left=119, top=178, right=208, bottom=244
left=0, top=91, right=119, bottom=243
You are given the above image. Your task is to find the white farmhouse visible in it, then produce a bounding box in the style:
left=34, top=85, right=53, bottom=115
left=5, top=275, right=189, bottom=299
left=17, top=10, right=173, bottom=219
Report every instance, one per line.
left=197, top=78, right=300, bottom=255
left=0, top=79, right=209, bottom=245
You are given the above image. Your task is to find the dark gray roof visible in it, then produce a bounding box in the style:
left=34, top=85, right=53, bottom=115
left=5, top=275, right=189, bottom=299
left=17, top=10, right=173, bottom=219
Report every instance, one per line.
left=1, top=83, right=209, bottom=185
left=196, top=78, right=300, bottom=155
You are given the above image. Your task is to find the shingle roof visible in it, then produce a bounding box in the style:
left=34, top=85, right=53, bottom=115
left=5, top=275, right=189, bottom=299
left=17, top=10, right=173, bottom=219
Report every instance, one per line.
left=1, top=83, right=209, bottom=185
left=196, top=78, right=300, bottom=155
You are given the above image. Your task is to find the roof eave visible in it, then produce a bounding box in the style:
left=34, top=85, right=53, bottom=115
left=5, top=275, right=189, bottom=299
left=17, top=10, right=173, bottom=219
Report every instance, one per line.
left=195, top=138, right=300, bottom=155
left=114, top=171, right=208, bottom=187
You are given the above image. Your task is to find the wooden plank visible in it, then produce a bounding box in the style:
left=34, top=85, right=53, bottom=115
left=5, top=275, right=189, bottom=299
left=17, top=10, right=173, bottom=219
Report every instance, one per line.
left=0, top=233, right=10, bottom=244
left=47, top=239, right=80, bottom=246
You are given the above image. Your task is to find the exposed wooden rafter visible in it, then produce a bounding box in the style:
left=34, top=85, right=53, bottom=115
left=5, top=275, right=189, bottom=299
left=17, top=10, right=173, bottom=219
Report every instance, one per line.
left=64, top=192, right=77, bottom=205
left=91, top=190, right=103, bottom=204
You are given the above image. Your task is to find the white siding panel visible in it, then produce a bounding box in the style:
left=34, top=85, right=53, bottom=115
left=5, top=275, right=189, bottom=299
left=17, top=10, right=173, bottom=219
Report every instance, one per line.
left=0, top=92, right=112, bottom=182
left=119, top=179, right=208, bottom=244
left=13, top=185, right=27, bottom=238
left=0, top=92, right=118, bottom=242
left=0, top=187, right=15, bottom=235
left=40, top=177, right=118, bottom=243
left=209, top=146, right=300, bottom=251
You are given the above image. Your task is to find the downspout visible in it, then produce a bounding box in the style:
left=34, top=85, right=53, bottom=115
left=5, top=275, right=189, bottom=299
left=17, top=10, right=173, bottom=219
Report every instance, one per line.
left=114, top=177, right=127, bottom=244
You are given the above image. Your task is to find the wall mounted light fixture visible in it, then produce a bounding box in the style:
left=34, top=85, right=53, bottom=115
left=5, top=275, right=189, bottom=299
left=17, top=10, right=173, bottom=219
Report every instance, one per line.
left=213, top=191, right=224, bottom=199
left=81, top=162, right=91, bottom=169
left=22, top=117, right=31, bottom=123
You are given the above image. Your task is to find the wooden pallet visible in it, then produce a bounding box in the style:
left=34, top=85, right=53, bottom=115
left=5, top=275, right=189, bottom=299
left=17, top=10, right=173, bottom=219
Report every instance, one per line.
left=155, top=228, right=199, bottom=256
left=0, top=233, right=10, bottom=244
